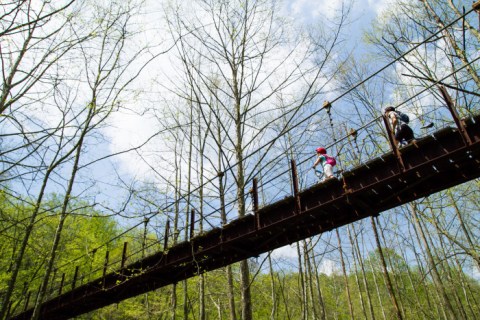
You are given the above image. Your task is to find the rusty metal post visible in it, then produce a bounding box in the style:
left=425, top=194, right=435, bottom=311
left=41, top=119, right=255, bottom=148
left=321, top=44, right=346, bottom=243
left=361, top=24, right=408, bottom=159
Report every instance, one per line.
left=190, top=209, right=195, bottom=240
left=439, top=85, right=472, bottom=145
left=72, top=266, right=79, bottom=289
left=163, top=219, right=170, bottom=251
left=290, top=159, right=301, bottom=215
left=58, top=273, right=65, bottom=295
left=251, top=178, right=260, bottom=228
left=102, top=251, right=109, bottom=288
left=383, top=114, right=405, bottom=171
left=88, top=248, right=97, bottom=282
left=121, top=242, right=128, bottom=269
left=142, top=217, right=149, bottom=259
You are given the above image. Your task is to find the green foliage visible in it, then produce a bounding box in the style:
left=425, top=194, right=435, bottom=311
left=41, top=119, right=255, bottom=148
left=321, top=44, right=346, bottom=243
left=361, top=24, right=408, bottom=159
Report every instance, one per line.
left=80, top=253, right=480, bottom=320
left=3, top=186, right=479, bottom=319
left=0, top=192, right=120, bottom=315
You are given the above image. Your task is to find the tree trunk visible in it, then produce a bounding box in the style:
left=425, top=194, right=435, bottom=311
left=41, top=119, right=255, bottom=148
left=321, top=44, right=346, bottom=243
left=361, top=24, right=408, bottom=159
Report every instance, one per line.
left=428, top=211, right=467, bottom=320
left=377, top=216, right=407, bottom=316
left=371, top=217, right=403, bottom=320
left=420, top=0, right=480, bottom=88
left=336, top=228, right=355, bottom=320
left=303, top=240, right=318, bottom=319
left=216, top=96, right=237, bottom=320
left=31, top=108, right=94, bottom=320
left=312, top=246, right=327, bottom=320
left=198, top=104, right=206, bottom=320
left=447, top=191, right=480, bottom=268
left=348, top=225, right=369, bottom=320
left=409, top=202, right=457, bottom=320
left=296, top=242, right=307, bottom=319
left=171, top=142, right=181, bottom=320
left=351, top=223, right=376, bottom=320
left=268, top=253, right=277, bottom=320
left=367, top=255, right=387, bottom=320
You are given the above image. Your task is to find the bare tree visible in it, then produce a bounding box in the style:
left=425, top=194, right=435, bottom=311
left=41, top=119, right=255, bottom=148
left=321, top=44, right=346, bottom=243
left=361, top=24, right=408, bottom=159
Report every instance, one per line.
left=161, top=0, right=350, bottom=318
left=365, top=0, right=479, bottom=114
left=1, top=0, right=165, bottom=318
left=0, top=0, right=81, bottom=116
left=370, top=216, right=403, bottom=320
left=336, top=228, right=355, bottom=320
left=409, top=202, right=457, bottom=320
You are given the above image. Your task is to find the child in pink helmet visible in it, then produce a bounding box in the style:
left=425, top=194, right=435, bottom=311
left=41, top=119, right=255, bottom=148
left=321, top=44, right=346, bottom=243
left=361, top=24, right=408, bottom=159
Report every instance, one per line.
left=312, top=147, right=336, bottom=181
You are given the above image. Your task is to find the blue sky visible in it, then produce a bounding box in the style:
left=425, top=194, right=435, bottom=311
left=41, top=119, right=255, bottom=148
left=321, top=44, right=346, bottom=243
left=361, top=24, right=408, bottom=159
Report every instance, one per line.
left=105, top=0, right=392, bottom=181
left=60, top=0, right=390, bottom=252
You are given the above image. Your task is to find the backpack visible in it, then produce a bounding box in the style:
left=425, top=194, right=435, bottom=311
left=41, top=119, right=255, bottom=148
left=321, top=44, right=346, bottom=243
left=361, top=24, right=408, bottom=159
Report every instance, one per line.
left=396, top=111, right=409, bottom=124
left=325, top=155, right=336, bottom=166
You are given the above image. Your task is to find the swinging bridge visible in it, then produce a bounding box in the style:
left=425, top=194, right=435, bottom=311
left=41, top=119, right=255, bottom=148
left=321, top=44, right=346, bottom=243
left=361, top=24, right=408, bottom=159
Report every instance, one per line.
left=9, top=86, right=480, bottom=319
left=7, top=2, right=480, bottom=317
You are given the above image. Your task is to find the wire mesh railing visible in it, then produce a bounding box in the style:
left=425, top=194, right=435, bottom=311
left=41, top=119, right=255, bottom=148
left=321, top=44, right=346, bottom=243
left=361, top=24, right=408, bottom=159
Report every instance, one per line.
left=13, top=87, right=479, bottom=319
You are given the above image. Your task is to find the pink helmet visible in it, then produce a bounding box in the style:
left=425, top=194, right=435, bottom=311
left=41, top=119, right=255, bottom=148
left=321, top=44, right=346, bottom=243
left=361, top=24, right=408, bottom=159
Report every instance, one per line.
left=316, top=147, right=326, bottom=154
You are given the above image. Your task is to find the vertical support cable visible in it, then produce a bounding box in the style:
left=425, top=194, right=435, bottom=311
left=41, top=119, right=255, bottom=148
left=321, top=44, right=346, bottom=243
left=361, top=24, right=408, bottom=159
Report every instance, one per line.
left=342, top=128, right=359, bottom=193
left=439, top=85, right=472, bottom=145
left=350, top=128, right=360, bottom=158
left=324, top=101, right=334, bottom=133
left=291, top=159, right=301, bottom=215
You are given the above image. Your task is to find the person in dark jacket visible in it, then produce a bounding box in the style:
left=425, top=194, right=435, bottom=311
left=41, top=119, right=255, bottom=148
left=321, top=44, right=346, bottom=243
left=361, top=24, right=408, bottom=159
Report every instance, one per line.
left=384, top=106, right=414, bottom=147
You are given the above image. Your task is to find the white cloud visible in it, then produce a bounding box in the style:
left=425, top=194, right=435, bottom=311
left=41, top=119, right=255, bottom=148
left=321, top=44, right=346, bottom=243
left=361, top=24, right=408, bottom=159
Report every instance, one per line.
left=317, top=259, right=340, bottom=276
left=104, top=109, right=159, bottom=179
left=270, top=245, right=340, bottom=276
left=288, top=0, right=393, bottom=23
left=289, top=0, right=343, bottom=20
left=472, top=264, right=480, bottom=280
left=366, top=0, right=391, bottom=15
left=271, top=244, right=298, bottom=259
left=103, top=0, right=331, bottom=186
left=105, top=0, right=401, bottom=185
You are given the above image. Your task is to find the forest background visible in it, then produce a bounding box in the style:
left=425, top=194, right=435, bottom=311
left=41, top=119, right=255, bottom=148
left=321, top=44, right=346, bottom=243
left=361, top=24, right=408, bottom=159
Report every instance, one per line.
left=0, top=0, right=479, bottom=319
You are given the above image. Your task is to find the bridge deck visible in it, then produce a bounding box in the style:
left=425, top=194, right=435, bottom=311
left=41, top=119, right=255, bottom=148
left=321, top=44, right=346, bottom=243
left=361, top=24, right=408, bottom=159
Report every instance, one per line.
left=12, top=115, right=480, bottom=320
